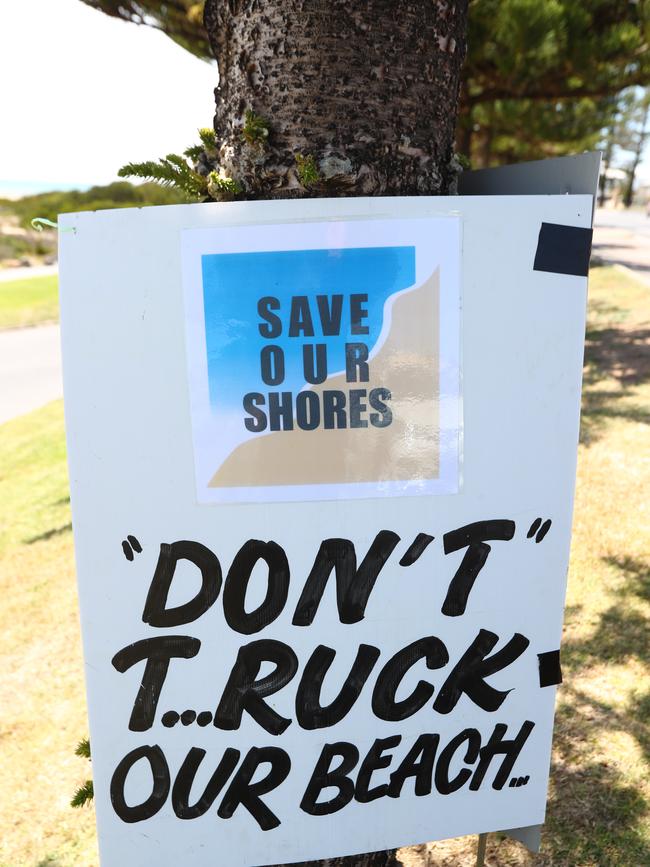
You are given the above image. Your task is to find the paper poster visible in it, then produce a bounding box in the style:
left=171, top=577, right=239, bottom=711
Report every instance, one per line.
left=181, top=218, right=461, bottom=503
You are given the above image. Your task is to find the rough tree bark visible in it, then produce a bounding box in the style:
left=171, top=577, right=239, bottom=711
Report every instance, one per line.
left=201, top=2, right=469, bottom=864
left=203, top=0, right=469, bottom=199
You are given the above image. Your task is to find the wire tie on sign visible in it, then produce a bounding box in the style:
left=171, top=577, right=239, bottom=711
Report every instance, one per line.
left=31, top=217, right=76, bottom=233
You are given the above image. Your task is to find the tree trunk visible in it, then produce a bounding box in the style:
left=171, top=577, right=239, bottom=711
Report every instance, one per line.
left=201, top=2, right=469, bottom=864
left=598, top=131, right=613, bottom=207
left=623, top=101, right=649, bottom=208
left=203, top=0, right=469, bottom=199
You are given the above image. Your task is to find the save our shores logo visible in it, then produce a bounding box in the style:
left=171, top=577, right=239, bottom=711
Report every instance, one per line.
left=183, top=219, right=461, bottom=502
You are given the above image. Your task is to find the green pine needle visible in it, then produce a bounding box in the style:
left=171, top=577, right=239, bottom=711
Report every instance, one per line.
left=296, top=153, right=321, bottom=188
left=183, top=144, right=204, bottom=160
left=75, top=738, right=91, bottom=759
left=198, top=127, right=217, bottom=153
left=118, top=156, right=207, bottom=198
left=71, top=780, right=94, bottom=808
left=207, top=171, right=243, bottom=201
left=242, top=110, right=269, bottom=148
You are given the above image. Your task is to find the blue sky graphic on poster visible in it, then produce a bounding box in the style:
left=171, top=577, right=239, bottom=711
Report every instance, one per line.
left=201, top=247, right=415, bottom=411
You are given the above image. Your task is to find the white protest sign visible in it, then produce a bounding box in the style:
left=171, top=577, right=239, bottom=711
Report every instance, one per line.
left=59, top=193, right=591, bottom=867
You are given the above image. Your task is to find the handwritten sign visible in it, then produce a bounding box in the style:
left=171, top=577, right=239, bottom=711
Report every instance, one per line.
left=59, top=194, right=591, bottom=866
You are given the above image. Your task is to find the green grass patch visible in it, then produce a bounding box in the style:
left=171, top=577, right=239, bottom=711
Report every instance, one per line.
left=0, top=274, right=58, bottom=329
left=0, top=266, right=648, bottom=865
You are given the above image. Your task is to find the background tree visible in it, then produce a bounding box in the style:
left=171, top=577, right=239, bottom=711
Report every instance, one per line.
left=619, top=89, right=650, bottom=206
left=81, top=0, right=650, bottom=171
left=593, top=88, right=650, bottom=206
left=79, top=0, right=211, bottom=58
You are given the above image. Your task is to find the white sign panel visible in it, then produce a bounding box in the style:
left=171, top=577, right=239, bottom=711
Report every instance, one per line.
left=59, top=193, right=591, bottom=867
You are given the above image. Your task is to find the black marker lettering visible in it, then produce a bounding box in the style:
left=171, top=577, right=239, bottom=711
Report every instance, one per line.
left=296, top=644, right=381, bottom=730
left=224, top=540, right=290, bottom=635
left=292, top=531, right=401, bottom=626
left=355, top=735, right=401, bottom=803
left=142, top=541, right=222, bottom=628
left=300, top=742, right=359, bottom=816
left=388, top=734, right=439, bottom=798
left=434, top=729, right=481, bottom=794
left=470, top=720, right=535, bottom=791
left=110, top=745, right=170, bottom=823
left=172, top=747, right=240, bottom=819
left=112, top=636, right=200, bottom=731
left=218, top=746, right=291, bottom=831
left=433, top=629, right=530, bottom=714
left=442, top=520, right=516, bottom=616
left=214, top=639, right=298, bottom=735
left=372, top=637, right=449, bottom=722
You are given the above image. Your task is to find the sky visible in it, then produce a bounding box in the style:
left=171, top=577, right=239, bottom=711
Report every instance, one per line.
left=0, top=0, right=216, bottom=197
left=0, top=0, right=647, bottom=196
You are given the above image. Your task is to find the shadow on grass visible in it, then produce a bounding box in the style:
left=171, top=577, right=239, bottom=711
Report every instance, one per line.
left=273, top=852, right=398, bottom=867
left=24, top=522, right=72, bottom=545
left=581, top=324, right=650, bottom=444
left=546, top=747, right=649, bottom=867
left=542, top=550, right=650, bottom=865
left=603, top=555, right=650, bottom=604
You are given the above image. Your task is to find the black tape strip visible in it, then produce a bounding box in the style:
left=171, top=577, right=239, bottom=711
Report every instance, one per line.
left=538, top=650, right=562, bottom=687
left=533, top=222, right=593, bottom=277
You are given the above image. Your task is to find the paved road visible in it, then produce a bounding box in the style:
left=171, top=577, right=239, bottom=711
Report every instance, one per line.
left=593, top=208, right=650, bottom=285
left=0, top=264, right=58, bottom=282
left=0, top=212, right=646, bottom=428
left=0, top=324, right=62, bottom=425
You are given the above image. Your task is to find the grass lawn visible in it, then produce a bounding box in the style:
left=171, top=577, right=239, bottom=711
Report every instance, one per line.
left=0, top=265, right=648, bottom=866
left=0, top=274, right=58, bottom=329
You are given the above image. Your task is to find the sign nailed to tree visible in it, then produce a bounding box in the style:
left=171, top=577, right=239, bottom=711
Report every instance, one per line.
left=59, top=191, right=591, bottom=866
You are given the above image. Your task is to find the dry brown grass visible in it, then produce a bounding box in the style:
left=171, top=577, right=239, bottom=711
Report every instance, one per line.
left=0, top=266, right=647, bottom=866
left=397, top=266, right=650, bottom=866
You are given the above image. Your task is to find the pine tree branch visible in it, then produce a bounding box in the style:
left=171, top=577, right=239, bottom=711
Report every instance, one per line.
left=75, top=738, right=91, bottom=759
left=71, top=780, right=94, bottom=808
